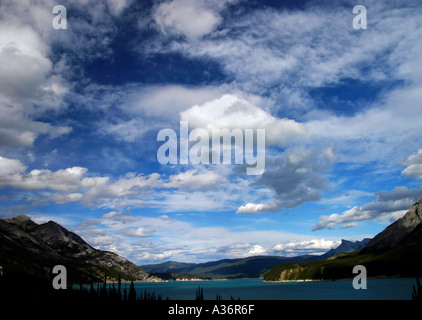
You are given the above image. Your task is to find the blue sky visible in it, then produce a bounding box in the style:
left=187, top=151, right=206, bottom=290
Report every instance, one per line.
left=1, top=0, right=422, bottom=264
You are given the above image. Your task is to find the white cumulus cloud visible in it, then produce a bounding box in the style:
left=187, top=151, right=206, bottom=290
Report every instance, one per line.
left=236, top=202, right=279, bottom=214
left=153, top=0, right=223, bottom=40
left=180, top=94, right=306, bottom=147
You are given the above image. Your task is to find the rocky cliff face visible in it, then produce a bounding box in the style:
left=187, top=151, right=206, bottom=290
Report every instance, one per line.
left=0, top=215, right=148, bottom=282
left=364, top=198, right=422, bottom=251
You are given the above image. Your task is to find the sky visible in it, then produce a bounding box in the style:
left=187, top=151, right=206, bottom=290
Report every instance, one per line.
left=0, top=0, right=422, bottom=265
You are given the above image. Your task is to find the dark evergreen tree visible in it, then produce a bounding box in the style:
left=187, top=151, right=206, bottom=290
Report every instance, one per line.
left=101, top=274, right=107, bottom=300
left=128, top=280, right=136, bottom=301
left=110, top=281, right=117, bottom=300
left=117, top=274, right=122, bottom=300
left=89, top=279, right=96, bottom=300
left=195, top=286, right=204, bottom=300
left=412, top=277, right=421, bottom=301
left=123, top=283, right=128, bottom=301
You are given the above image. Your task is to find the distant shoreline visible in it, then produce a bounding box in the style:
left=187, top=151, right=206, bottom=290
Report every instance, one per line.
left=263, top=279, right=320, bottom=283
left=263, top=275, right=409, bottom=283
left=86, top=274, right=409, bottom=286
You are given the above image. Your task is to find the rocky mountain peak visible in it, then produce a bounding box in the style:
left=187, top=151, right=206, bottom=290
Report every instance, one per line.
left=0, top=216, right=149, bottom=282
left=34, top=220, right=66, bottom=237
left=364, top=198, right=422, bottom=251
left=10, top=214, right=31, bottom=223
left=320, top=237, right=370, bottom=259
left=5, top=215, right=37, bottom=230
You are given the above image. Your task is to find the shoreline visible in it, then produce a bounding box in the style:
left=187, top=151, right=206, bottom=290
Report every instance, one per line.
left=263, top=279, right=320, bottom=283
left=263, top=275, right=409, bottom=283
left=85, top=274, right=413, bottom=286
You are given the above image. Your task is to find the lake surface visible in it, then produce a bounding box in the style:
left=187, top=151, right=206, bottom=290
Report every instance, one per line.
left=125, top=277, right=417, bottom=300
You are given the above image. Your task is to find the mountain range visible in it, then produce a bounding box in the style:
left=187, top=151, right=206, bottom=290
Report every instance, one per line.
left=141, top=239, right=370, bottom=279
left=264, top=198, right=422, bottom=281
left=0, top=215, right=148, bottom=283
left=319, top=238, right=371, bottom=259
left=0, top=214, right=373, bottom=283
left=3, top=196, right=419, bottom=286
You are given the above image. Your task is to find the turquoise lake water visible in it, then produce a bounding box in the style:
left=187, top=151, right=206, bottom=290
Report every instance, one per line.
left=120, top=277, right=417, bottom=300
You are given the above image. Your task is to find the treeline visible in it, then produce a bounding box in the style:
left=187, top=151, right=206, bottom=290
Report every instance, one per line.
left=0, top=267, right=166, bottom=302
left=71, top=274, right=167, bottom=301
left=195, top=285, right=240, bottom=301
left=0, top=264, right=243, bottom=302
left=0, top=267, right=240, bottom=301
